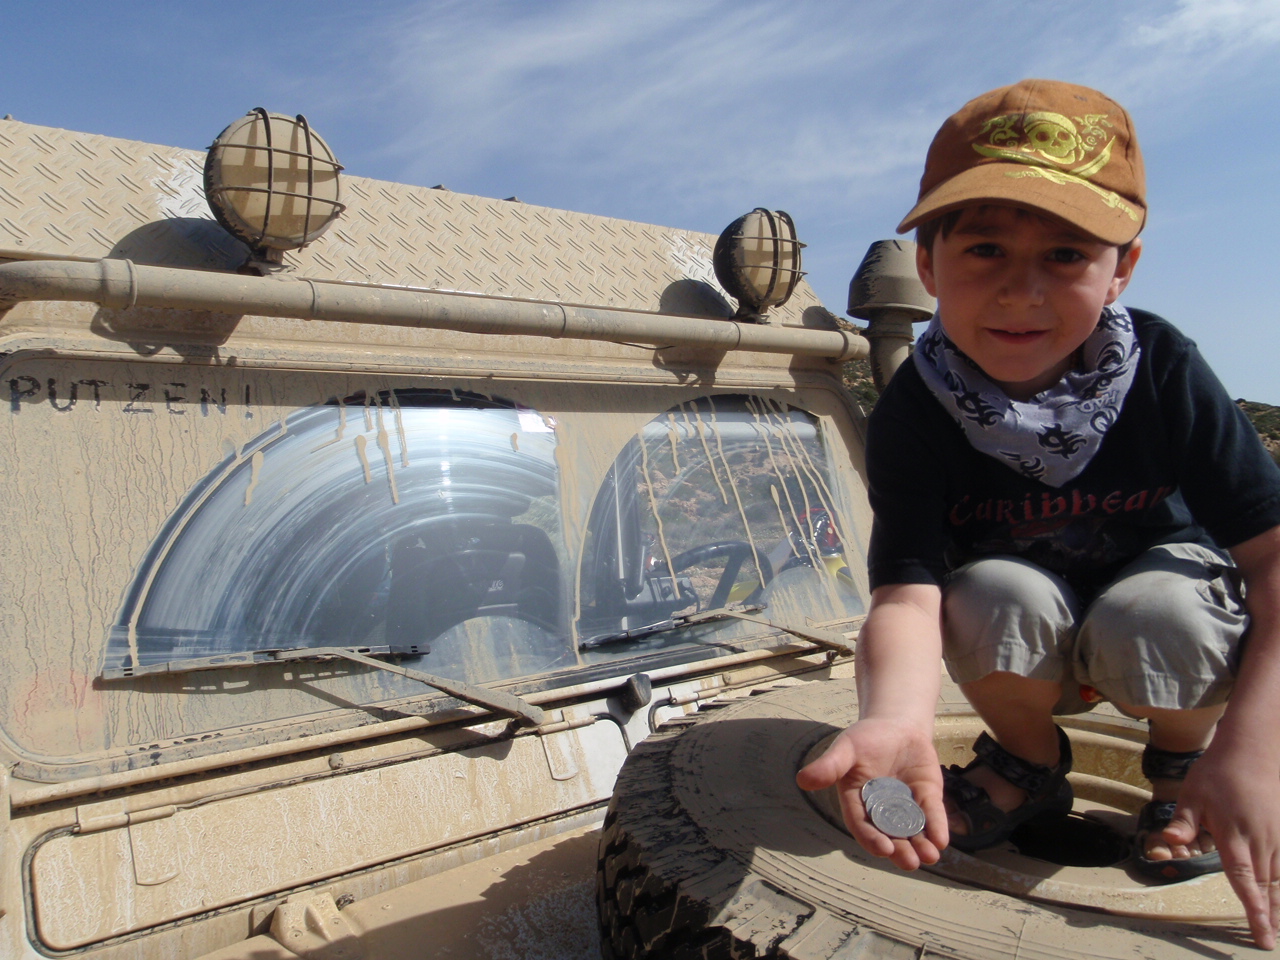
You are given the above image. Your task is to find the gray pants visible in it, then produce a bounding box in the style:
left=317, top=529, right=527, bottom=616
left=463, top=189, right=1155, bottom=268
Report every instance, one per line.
left=942, top=543, right=1247, bottom=713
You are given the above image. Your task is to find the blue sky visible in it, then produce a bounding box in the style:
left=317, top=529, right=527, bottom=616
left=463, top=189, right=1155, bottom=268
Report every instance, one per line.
left=7, top=0, right=1280, bottom=400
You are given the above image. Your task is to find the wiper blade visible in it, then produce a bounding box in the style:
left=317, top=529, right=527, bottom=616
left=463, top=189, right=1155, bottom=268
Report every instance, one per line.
left=100, top=643, right=429, bottom=679
left=578, top=603, right=853, bottom=657
left=579, top=603, right=766, bottom=651
left=100, top=644, right=544, bottom=727
left=684, top=608, right=854, bottom=657
left=276, top=647, right=544, bottom=726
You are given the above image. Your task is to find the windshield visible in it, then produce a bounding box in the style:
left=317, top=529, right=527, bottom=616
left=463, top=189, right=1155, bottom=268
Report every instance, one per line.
left=577, top=396, right=862, bottom=657
left=104, top=389, right=571, bottom=685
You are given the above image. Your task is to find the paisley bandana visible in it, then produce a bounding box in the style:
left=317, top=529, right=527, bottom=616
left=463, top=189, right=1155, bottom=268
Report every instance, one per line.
left=912, top=305, right=1139, bottom=487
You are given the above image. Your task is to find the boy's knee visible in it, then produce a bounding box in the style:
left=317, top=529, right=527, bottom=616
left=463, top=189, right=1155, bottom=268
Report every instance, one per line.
left=1087, top=575, right=1207, bottom=648
left=1078, top=552, right=1246, bottom=710
left=945, top=556, right=1074, bottom=624
left=1085, top=554, right=1245, bottom=653
left=942, top=557, right=1077, bottom=678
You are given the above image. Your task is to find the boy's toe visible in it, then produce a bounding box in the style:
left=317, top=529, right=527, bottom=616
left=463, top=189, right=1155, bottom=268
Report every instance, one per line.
left=1134, top=800, right=1222, bottom=880
left=1183, top=831, right=1215, bottom=858
left=1145, top=830, right=1214, bottom=861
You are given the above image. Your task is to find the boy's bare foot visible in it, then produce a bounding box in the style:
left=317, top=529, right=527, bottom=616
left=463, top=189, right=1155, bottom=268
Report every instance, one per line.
left=1140, top=777, right=1216, bottom=862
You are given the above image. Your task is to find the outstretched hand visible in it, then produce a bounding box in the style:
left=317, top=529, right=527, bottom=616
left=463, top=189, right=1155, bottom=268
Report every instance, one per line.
left=796, top=716, right=948, bottom=870
left=1163, top=745, right=1280, bottom=950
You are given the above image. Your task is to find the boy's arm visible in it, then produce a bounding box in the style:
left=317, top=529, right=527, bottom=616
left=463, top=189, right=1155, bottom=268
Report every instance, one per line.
left=796, top=582, right=947, bottom=870
left=1169, top=524, right=1280, bottom=950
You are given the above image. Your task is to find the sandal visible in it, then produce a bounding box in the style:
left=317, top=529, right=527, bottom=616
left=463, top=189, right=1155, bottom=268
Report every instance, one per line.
left=943, top=725, right=1074, bottom=852
left=1133, top=745, right=1222, bottom=882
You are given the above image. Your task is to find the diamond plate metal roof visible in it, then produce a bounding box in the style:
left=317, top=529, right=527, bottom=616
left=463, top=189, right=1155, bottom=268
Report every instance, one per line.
left=0, top=119, right=826, bottom=324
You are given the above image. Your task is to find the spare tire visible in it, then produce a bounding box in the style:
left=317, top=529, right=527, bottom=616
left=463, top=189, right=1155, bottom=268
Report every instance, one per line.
left=596, top=679, right=1260, bottom=959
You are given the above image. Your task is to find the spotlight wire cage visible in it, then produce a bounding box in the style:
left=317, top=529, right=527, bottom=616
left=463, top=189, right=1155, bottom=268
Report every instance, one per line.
left=204, top=108, right=346, bottom=271
left=713, top=208, right=806, bottom=323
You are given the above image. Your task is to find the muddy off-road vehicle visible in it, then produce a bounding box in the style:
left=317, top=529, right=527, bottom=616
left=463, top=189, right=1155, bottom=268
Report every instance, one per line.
left=0, top=112, right=1265, bottom=960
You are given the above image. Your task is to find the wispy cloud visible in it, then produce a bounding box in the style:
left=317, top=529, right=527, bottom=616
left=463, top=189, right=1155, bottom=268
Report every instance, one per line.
left=358, top=1, right=938, bottom=217
left=1134, top=0, right=1280, bottom=50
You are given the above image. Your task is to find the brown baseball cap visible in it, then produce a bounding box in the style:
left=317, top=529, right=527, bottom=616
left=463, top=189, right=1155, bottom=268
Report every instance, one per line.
left=897, top=79, right=1146, bottom=244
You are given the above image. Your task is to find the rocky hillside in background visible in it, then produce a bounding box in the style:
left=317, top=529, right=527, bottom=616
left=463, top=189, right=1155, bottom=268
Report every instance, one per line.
left=1239, top=400, right=1280, bottom=463
left=842, top=358, right=879, bottom=411
left=843, top=358, right=1280, bottom=465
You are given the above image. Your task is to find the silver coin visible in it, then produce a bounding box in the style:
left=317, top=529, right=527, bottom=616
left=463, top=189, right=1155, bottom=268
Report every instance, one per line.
left=861, top=777, right=913, bottom=805
left=866, top=794, right=926, bottom=839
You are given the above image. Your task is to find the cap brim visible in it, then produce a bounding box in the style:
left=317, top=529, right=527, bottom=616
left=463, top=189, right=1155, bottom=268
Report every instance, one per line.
left=896, top=162, right=1145, bottom=245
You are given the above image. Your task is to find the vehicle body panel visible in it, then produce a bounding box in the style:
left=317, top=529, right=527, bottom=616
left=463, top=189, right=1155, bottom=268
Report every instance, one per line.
left=0, top=118, right=869, bottom=959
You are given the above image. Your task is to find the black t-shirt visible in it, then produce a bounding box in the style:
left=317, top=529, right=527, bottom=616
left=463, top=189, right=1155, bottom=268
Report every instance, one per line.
left=866, top=309, right=1280, bottom=598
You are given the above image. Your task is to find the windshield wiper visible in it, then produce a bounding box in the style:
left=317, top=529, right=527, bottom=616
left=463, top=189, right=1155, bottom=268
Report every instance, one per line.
left=579, top=603, right=767, bottom=650
left=100, top=644, right=544, bottom=727
left=688, top=607, right=854, bottom=657
left=579, top=603, right=853, bottom=657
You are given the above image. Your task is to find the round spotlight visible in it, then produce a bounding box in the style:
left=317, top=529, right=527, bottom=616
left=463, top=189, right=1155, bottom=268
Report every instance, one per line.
left=712, top=208, right=805, bottom=323
left=205, top=109, right=344, bottom=270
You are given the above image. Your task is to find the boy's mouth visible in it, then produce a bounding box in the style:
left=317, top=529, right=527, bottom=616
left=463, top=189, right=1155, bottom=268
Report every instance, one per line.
left=988, top=329, right=1048, bottom=343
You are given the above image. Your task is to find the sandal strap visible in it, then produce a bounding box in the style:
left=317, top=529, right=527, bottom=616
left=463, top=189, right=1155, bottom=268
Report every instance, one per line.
left=1137, top=799, right=1179, bottom=832
left=1141, top=744, right=1204, bottom=782
left=971, top=725, right=1072, bottom=799
left=941, top=765, right=1007, bottom=843
left=942, top=765, right=990, bottom=806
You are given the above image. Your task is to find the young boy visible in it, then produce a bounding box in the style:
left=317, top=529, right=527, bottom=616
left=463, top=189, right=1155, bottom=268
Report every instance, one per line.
left=797, top=79, right=1280, bottom=949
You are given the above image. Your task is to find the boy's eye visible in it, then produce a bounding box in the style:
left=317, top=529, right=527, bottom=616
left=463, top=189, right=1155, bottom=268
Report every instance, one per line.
left=1047, top=247, right=1087, bottom=264
left=966, top=242, right=1002, bottom=258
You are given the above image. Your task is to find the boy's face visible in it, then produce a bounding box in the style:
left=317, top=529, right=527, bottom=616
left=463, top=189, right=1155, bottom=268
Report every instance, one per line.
left=916, top=205, right=1142, bottom=401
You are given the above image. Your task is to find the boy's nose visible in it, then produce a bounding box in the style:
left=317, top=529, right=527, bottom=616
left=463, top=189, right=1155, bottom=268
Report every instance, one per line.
left=996, top=265, right=1045, bottom=308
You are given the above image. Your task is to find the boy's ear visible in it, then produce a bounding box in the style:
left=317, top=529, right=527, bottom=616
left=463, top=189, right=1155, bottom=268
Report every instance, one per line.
left=1105, top=238, right=1142, bottom=305
left=915, top=240, right=938, bottom=297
